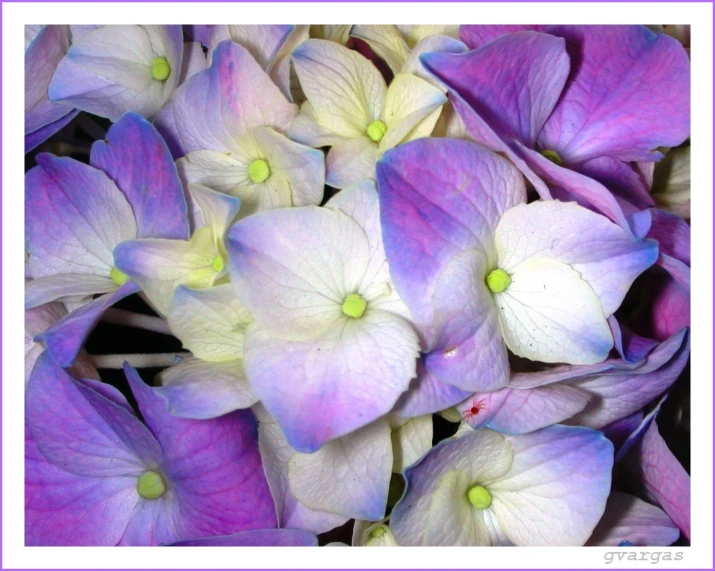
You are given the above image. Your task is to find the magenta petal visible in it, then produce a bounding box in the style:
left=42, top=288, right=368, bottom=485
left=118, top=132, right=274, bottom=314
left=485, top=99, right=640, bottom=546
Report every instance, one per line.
left=459, top=25, right=542, bottom=49
left=39, top=281, right=140, bottom=367
left=576, top=156, right=655, bottom=211
left=25, top=428, right=138, bottom=546
left=26, top=353, right=162, bottom=478
left=628, top=420, right=690, bottom=540
left=538, top=26, right=690, bottom=163
left=90, top=113, right=189, bottom=240
left=421, top=31, right=569, bottom=148
left=124, top=366, right=277, bottom=539
left=647, top=209, right=690, bottom=266
left=170, top=529, right=318, bottom=546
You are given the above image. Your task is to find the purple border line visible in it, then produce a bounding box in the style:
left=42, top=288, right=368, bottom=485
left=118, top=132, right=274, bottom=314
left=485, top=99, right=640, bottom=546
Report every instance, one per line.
left=2, top=7, right=711, bottom=571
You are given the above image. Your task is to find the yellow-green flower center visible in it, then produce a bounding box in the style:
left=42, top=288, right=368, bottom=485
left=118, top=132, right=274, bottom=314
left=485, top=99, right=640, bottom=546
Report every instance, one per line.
left=211, top=255, right=225, bottom=273
left=248, top=159, right=270, bottom=183
left=150, top=57, right=171, bottom=82
left=369, top=525, right=388, bottom=538
left=540, top=149, right=563, bottom=166
left=466, top=485, right=492, bottom=509
left=366, top=120, right=387, bottom=143
left=137, top=470, right=166, bottom=500
left=486, top=269, right=511, bottom=293
left=110, top=267, right=130, bottom=286
left=342, top=293, right=367, bottom=318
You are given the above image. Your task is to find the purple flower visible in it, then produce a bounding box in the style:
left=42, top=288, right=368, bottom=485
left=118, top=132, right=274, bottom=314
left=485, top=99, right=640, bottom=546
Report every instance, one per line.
left=377, top=138, right=657, bottom=411
left=26, top=353, right=276, bottom=545
left=422, top=26, right=690, bottom=228
left=24, top=112, right=188, bottom=366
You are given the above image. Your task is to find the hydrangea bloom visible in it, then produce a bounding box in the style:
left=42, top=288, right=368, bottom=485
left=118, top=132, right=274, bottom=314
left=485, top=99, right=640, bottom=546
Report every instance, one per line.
left=24, top=23, right=691, bottom=550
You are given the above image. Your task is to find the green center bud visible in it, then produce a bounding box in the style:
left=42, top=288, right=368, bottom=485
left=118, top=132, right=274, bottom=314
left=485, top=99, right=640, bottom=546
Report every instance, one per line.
left=486, top=268, right=511, bottom=293
left=466, top=485, right=492, bottom=510
left=137, top=470, right=166, bottom=500
left=540, top=149, right=563, bottom=166
left=150, top=57, right=171, bottom=82
left=342, top=293, right=367, bottom=318
left=110, top=267, right=130, bottom=286
left=248, top=159, right=270, bottom=183
left=369, top=525, right=387, bottom=538
left=211, top=255, right=224, bottom=273
left=366, top=119, right=387, bottom=143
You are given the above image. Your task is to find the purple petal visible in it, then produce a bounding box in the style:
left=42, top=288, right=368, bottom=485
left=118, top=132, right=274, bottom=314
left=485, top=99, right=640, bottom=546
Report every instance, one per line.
left=38, top=281, right=140, bottom=367
left=124, top=366, right=277, bottom=540
left=587, top=491, right=679, bottom=546
left=170, top=528, right=318, bottom=546
left=393, top=360, right=472, bottom=417
left=460, top=383, right=591, bottom=434
left=376, top=138, right=525, bottom=346
left=26, top=109, right=78, bottom=153
left=26, top=352, right=162, bottom=478
left=601, top=411, right=644, bottom=451
left=25, top=154, right=137, bottom=279
left=90, top=112, right=189, bottom=240
left=421, top=31, right=569, bottom=148
left=25, top=427, right=137, bottom=546
left=568, top=329, right=690, bottom=428
left=627, top=421, right=689, bottom=540
left=459, top=25, right=542, bottom=49
left=155, top=357, right=257, bottom=419
left=576, top=156, right=655, bottom=211
left=647, top=209, right=690, bottom=266
left=538, top=26, right=690, bottom=163
left=25, top=26, right=75, bottom=135
left=155, top=40, right=296, bottom=158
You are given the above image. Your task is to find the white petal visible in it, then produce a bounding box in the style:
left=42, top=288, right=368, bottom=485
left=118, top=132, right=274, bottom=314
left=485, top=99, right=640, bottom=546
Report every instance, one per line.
left=26, top=274, right=116, bottom=309
left=379, top=73, right=447, bottom=152
left=495, top=257, right=613, bottom=364
left=289, top=419, right=392, bottom=521
left=292, top=39, right=387, bottom=138
left=167, top=284, right=250, bottom=362
left=350, top=25, right=410, bottom=74
left=390, top=415, right=433, bottom=473
left=326, top=136, right=380, bottom=189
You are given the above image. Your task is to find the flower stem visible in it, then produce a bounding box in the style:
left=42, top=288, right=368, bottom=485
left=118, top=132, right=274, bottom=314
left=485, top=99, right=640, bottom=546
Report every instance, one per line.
left=102, top=309, right=172, bottom=335
left=89, top=353, right=188, bottom=369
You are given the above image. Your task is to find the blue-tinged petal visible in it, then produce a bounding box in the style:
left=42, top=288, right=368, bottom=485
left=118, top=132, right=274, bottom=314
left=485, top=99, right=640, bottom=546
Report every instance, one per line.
left=568, top=328, right=689, bottom=428
left=90, top=112, right=189, bottom=240
left=208, top=25, right=294, bottom=70
left=155, top=40, right=296, bottom=157
left=26, top=154, right=137, bottom=279
left=393, top=360, right=472, bottom=417
left=460, top=383, right=591, bottom=434
left=587, top=491, right=679, bottom=546
left=490, top=426, right=613, bottom=546
left=171, top=529, right=318, bottom=546
left=25, top=26, right=75, bottom=137
left=124, top=366, right=277, bottom=541
left=243, top=311, right=418, bottom=453
left=38, top=281, right=140, bottom=367
left=25, top=274, right=116, bottom=310
left=25, top=109, right=78, bottom=153
left=156, top=357, right=256, bottom=419
left=48, top=25, right=183, bottom=121
left=402, top=34, right=468, bottom=87
left=377, top=138, right=525, bottom=347
left=26, top=352, right=162, bottom=478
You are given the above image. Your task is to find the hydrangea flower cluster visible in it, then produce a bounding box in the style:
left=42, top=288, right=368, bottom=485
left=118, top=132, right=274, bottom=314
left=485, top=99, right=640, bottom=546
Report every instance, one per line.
left=25, top=24, right=690, bottom=548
